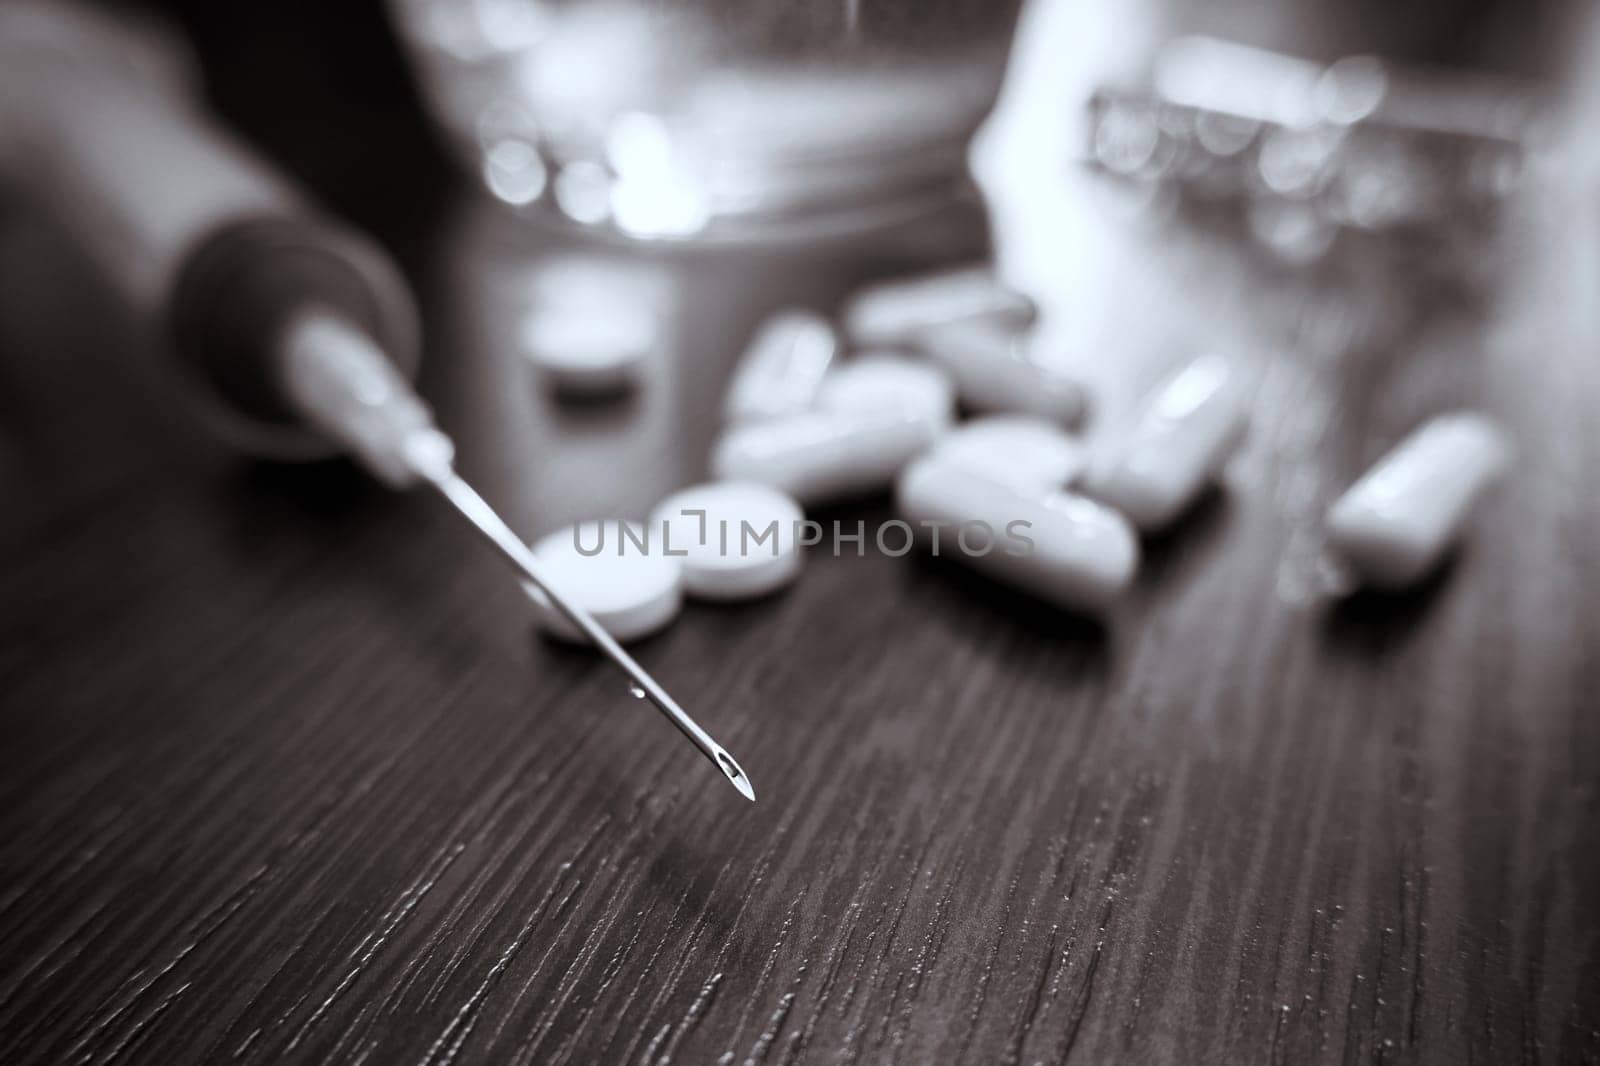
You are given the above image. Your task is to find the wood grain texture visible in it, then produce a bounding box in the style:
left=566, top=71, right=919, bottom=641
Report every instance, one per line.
left=3, top=70, right=1599, bottom=1066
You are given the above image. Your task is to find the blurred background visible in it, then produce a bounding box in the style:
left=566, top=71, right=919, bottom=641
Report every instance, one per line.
left=1, top=0, right=1593, bottom=533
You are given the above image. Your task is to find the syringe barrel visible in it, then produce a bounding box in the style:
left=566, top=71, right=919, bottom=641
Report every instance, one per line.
left=0, top=1, right=421, bottom=460
left=0, top=3, right=290, bottom=311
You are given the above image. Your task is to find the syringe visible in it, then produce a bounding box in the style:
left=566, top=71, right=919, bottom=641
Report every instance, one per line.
left=0, top=2, right=754, bottom=801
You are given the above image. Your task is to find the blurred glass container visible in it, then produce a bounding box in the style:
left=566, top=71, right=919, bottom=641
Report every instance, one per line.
left=1081, top=35, right=1544, bottom=278
left=388, top=0, right=1022, bottom=243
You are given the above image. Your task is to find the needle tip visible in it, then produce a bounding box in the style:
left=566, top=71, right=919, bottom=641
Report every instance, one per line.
left=715, top=748, right=756, bottom=802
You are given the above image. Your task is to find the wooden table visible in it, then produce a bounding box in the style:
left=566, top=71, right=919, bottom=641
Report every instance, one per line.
left=2, top=7, right=1597, bottom=1063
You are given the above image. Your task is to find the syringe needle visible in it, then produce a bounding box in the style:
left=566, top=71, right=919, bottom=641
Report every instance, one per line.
left=272, top=313, right=751, bottom=801
left=404, top=434, right=755, bottom=802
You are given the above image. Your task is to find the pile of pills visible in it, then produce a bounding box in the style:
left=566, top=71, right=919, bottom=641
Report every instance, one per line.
left=526, top=262, right=1511, bottom=641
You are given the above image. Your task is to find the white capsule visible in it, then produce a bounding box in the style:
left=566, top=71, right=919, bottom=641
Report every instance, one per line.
left=1325, top=412, right=1511, bottom=588
left=711, top=410, right=940, bottom=506
left=722, top=310, right=838, bottom=423
left=1083, top=355, right=1250, bottom=530
left=522, top=303, right=653, bottom=396
left=842, top=265, right=1037, bottom=346
left=649, top=482, right=804, bottom=601
left=915, top=319, right=1090, bottom=427
left=896, top=456, right=1139, bottom=611
left=525, top=520, right=682, bottom=643
left=814, top=354, right=956, bottom=429
left=929, top=416, right=1088, bottom=494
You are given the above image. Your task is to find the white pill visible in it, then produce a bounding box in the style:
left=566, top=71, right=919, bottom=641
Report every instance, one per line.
left=814, top=354, right=956, bottom=428
left=930, top=416, right=1089, bottom=494
left=1325, top=412, right=1511, bottom=588
left=711, top=410, right=940, bottom=506
left=916, top=319, right=1090, bottom=427
left=842, top=265, right=1037, bottom=346
left=723, top=310, right=839, bottom=423
left=650, top=482, right=804, bottom=601
left=522, top=304, right=653, bottom=395
left=896, top=456, right=1139, bottom=611
left=525, top=520, right=682, bottom=643
left=1082, top=355, right=1250, bottom=531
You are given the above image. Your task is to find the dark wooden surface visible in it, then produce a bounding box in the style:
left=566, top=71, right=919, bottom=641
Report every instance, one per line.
left=3, top=8, right=1600, bottom=1064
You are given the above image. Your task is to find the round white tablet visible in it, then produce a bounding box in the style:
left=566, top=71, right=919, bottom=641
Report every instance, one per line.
left=526, top=520, right=682, bottom=643
left=930, top=416, right=1088, bottom=494
left=649, top=482, right=804, bottom=601
left=521, top=303, right=654, bottom=395
left=815, top=354, right=955, bottom=429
